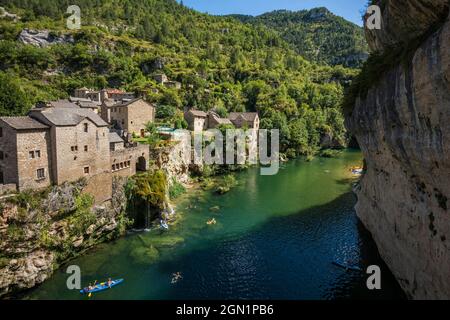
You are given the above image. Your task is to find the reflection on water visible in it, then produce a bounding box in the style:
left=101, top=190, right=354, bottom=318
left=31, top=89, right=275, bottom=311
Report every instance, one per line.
left=25, top=150, right=406, bottom=300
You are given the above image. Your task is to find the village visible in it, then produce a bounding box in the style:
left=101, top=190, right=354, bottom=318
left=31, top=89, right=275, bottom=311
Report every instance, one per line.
left=0, top=79, right=260, bottom=204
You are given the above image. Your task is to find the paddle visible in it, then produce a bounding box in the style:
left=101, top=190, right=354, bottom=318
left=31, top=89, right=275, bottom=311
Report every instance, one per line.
left=88, top=280, right=97, bottom=298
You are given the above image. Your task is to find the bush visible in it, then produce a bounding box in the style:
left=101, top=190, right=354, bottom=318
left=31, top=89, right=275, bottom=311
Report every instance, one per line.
left=319, top=149, right=342, bottom=158
left=169, top=178, right=186, bottom=200
left=215, top=174, right=238, bottom=195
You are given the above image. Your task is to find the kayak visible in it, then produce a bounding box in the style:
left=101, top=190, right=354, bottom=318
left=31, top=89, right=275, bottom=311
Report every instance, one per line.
left=80, top=279, right=124, bottom=294
left=332, top=261, right=362, bottom=272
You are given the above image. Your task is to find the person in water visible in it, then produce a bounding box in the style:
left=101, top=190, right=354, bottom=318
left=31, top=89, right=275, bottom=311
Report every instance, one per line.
left=84, top=283, right=93, bottom=293
left=172, top=272, right=183, bottom=283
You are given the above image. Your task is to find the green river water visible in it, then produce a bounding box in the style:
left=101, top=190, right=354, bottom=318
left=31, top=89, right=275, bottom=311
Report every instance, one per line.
left=25, top=150, right=405, bottom=300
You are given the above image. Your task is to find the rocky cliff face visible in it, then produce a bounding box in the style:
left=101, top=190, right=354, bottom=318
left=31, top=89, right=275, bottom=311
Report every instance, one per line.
left=347, top=1, right=449, bottom=299
left=0, top=178, right=128, bottom=298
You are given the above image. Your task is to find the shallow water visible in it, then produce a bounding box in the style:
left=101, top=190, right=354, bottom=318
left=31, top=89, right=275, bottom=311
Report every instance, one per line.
left=25, top=150, right=406, bottom=300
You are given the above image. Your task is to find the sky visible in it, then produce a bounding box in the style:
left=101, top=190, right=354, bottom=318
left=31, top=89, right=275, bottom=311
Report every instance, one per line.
left=179, top=0, right=369, bottom=26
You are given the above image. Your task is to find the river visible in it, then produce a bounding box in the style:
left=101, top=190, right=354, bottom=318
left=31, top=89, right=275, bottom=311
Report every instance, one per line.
left=25, top=150, right=405, bottom=300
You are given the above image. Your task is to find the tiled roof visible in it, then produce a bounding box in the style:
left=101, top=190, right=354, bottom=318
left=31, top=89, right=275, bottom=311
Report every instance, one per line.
left=106, top=88, right=124, bottom=94
left=69, top=96, right=93, bottom=103
left=108, top=132, right=124, bottom=144
left=229, top=112, right=258, bottom=122
left=187, top=109, right=207, bottom=117
left=49, top=100, right=79, bottom=109
left=0, top=116, right=49, bottom=130
left=30, top=104, right=108, bottom=127
left=113, top=98, right=149, bottom=108
left=215, top=118, right=233, bottom=125
left=77, top=101, right=100, bottom=108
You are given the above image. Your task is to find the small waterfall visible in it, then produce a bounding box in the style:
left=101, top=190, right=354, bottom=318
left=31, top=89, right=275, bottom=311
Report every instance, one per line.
left=144, top=203, right=151, bottom=231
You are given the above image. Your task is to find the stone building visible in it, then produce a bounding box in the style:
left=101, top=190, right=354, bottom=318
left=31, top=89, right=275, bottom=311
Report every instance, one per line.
left=229, top=112, right=260, bottom=130
left=0, top=117, right=51, bottom=192
left=207, top=111, right=233, bottom=129
left=153, top=73, right=168, bottom=84
left=184, top=109, right=207, bottom=132
left=164, top=81, right=182, bottom=90
left=101, top=98, right=156, bottom=137
left=0, top=101, right=150, bottom=203
left=184, top=110, right=260, bottom=132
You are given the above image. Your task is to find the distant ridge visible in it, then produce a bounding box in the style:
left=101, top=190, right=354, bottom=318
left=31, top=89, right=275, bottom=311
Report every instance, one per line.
left=229, top=7, right=368, bottom=68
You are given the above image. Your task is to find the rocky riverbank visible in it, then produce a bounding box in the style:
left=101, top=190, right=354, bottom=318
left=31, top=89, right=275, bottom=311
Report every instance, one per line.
left=0, top=137, right=194, bottom=298
left=346, top=0, right=449, bottom=299
left=0, top=178, right=129, bottom=298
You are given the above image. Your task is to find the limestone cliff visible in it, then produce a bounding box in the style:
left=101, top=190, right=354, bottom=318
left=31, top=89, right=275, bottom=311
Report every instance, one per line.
left=346, top=0, right=449, bottom=299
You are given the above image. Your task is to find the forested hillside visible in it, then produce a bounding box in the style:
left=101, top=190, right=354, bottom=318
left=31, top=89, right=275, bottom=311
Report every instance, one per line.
left=230, top=7, right=369, bottom=68
left=0, top=0, right=362, bottom=157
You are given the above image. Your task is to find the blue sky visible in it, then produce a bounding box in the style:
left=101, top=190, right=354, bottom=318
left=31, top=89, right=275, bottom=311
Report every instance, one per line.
left=179, top=0, right=368, bottom=26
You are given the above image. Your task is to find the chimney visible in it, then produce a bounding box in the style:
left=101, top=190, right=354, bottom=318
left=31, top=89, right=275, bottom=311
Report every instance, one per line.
left=100, top=89, right=108, bottom=102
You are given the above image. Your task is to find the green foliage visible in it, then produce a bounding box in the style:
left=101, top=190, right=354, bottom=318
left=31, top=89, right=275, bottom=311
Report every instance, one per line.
left=130, top=170, right=167, bottom=209
left=0, top=0, right=360, bottom=153
left=319, top=149, right=342, bottom=158
left=67, top=193, right=96, bottom=236
left=215, top=174, right=238, bottom=195
left=231, top=7, right=368, bottom=68
left=7, top=223, right=25, bottom=241
left=10, top=187, right=51, bottom=211
left=169, top=178, right=186, bottom=200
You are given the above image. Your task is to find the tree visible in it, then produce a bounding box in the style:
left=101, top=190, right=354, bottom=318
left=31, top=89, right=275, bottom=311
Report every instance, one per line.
left=0, top=72, right=32, bottom=116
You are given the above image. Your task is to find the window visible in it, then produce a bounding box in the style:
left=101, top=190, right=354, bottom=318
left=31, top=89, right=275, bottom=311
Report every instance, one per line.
left=111, top=165, right=115, bottom=172
left=36, top=168, right=45, bottom=180
left=84, top=166, right=90, bottom=174
left=84, top=123, right=88, bottom=132
left=120, top=163, right=124, bottom=169
left=0, top=171, right=3, bottom=184
left=71, top=146, right=78, bottom=152
left=127, top=161, right=131, bottom=167
left=84, top=145, right=88, bottom=152
left=29, top=151, right=35, bottom=159
left=0, top=151, right=3, bottom=160
left=35, top=150, right=41, bottom=158
left=0, top=127, right=3, bottom=137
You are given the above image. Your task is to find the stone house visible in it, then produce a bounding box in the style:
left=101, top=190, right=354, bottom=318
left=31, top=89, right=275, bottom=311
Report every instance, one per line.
left=153, top=73, right=168, bottom=84
left=101, top=98, right=156, bottom=137
left=0, top=101, right=150, bottom=203
left=184, top=110, right=260, bottom=131
left=164, top=81, right=182, bottom=90
left=0, top=117, right=52, bottom=191
left=207, top=111, right=233, bottom=129
left=229, top=112, right=260, bottom=130
left=28, top=105, right=112, bottom=202
left=109, top=132, right=124, bottom=151
left=184, top=109, right=208, bottom=132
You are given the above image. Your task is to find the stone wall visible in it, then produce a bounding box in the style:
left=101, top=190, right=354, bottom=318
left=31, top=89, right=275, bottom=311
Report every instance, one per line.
left=111, top=144, right=150, bottom=178
left=52, top=121, right=110, bottom=187
left=0, top=123, right=18, bottom=187
left=126, top=100, right=155, bottom=135
left=150, top=138, right=191, bottom=185
left=16, top=130, right=52, bottom=190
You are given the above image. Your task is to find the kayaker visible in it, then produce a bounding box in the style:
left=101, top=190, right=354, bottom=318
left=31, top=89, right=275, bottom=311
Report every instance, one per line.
left=107, top=278, right=113, bottom=288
